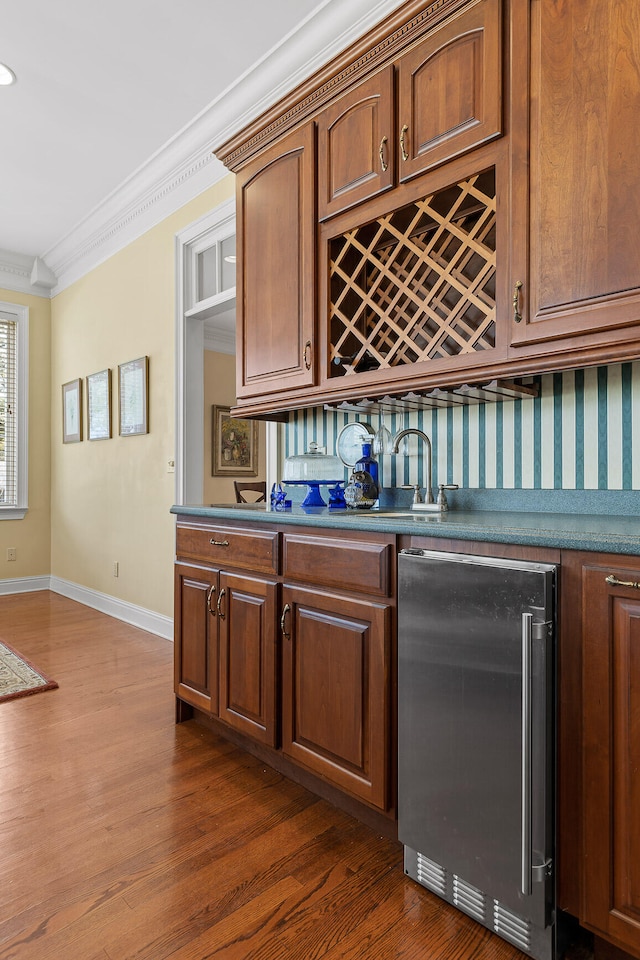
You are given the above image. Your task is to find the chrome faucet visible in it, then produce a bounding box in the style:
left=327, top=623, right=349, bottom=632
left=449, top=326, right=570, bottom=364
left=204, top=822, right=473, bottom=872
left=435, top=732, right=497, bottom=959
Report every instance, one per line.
left=391, top=428, right=459, bottom=511
left=391, top=428, right=435, bottom=506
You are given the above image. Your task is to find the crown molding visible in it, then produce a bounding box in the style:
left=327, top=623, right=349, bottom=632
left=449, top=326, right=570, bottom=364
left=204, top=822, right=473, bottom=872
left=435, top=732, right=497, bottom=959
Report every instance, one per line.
left=215, top=0, right=458, bottom=169
left=0, top=250, right=55, bottom=299
left=210, top=0, right=410, bottom=162
left=45, top=149, right=229, bottom=297
left=37, top=0, right=407, bottom=297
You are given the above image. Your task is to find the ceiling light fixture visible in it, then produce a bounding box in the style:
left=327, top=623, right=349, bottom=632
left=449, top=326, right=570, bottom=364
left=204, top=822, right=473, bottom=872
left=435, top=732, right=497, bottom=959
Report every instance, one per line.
left=0, top=63, right=16, bottom=86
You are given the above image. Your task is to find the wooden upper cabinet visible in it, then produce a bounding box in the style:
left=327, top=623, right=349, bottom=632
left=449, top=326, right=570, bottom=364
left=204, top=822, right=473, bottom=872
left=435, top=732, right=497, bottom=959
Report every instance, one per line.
left=510, top=0, right=640, bottom=361
left=582, top=562, right=640, bottom=956
left=397, top=0, right=502, bottom=183
left=317, top=66, right=394, bottom=221
left=236, top=122, right=316, bottom=399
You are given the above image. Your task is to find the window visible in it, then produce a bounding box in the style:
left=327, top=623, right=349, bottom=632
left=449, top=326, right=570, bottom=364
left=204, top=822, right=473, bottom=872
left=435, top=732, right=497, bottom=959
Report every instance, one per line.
left=0, top=302, right=28, bottom=519
left=191, top=228, right=236, bottom=309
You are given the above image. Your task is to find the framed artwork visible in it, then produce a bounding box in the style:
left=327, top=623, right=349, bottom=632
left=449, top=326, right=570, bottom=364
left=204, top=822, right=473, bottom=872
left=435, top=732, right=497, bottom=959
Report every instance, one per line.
left=212, top=405, right=258, bottom=476
left=62, top=378, right=82, bottom=443
left=86, top=368, right=112, bottom=440
left=118, top=356, right=149, bottom=436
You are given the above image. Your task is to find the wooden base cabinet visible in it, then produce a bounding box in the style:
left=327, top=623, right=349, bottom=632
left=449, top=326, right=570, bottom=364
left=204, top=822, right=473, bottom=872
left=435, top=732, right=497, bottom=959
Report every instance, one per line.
left=281, top=585, right=391, bottom=810
left=582, top=562, right=640, bottom=959
left=174, top=519, right=280, bottom=736
left=218, top=572, right=279, bottom=747
left=174, top=561, right=279, bottom=748
left=174, top=563, right=218, bottom=716
left=174, top=519, right=395, bottom=815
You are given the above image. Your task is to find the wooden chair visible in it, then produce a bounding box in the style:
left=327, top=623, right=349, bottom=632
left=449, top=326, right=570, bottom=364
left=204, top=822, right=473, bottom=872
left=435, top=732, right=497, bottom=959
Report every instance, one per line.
left=234, top=481, right=267, bottom=504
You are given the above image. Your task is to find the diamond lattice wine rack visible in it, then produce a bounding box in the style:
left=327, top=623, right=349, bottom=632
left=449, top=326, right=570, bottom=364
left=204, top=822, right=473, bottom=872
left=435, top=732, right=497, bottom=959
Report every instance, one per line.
left=329, top=168, right=497, bottom=378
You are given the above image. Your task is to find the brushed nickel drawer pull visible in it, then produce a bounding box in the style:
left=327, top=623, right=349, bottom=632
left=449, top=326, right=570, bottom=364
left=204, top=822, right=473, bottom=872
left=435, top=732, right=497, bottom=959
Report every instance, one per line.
left=400, top=124, right=409, bottom=162
left=513, top=280, right=523, bottom=323
left=606, top=574, right=640, bottom=590
left=379, top=136, right=388, bottom=172
left=206, top=584, right=216, bottom=615
left=217, top=587, right=226, bottom=619
left=280, top=603, right=291, bottom=640
left=209, top=538, right=229, bottom=547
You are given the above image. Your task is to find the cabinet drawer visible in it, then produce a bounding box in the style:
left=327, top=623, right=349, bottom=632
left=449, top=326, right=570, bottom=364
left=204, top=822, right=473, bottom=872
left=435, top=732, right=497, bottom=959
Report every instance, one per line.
left=282, top=533, right=391, bottom=597
left=176, top=523, right=279, bottom=575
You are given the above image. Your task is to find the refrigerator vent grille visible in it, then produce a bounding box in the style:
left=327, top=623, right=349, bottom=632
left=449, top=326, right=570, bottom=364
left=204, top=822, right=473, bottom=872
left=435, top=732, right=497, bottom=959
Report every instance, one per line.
left=453, top=876, right=486, bottom=922
left=416, top=853, right=447, bottom=896
left=493, top=900, right=532, bottom=952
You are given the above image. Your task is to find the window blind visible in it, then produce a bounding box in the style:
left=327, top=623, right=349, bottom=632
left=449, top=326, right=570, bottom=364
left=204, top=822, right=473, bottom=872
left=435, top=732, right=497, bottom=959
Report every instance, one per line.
left=0, top=317, right=17, bottom=506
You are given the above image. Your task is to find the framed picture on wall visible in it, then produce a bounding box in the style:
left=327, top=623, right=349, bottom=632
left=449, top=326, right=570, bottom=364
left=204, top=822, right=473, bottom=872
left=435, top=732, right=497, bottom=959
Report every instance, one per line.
left=212, top=405, right=258, bottom=476
left=86, top=368, right=112, bottom=440
left=118, top=356, right=149, bottom=436
left=62, top=378, right=82, bottom=443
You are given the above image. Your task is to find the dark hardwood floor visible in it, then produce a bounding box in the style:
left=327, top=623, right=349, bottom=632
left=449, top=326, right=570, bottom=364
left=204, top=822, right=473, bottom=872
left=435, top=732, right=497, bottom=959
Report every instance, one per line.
left=0, top=591, right=529, bottom=960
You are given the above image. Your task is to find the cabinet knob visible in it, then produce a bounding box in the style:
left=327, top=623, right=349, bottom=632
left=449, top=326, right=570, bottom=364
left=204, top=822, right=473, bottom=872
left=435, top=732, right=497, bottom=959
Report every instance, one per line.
left=379, top=136, right=388, bottom=173
left=400, top=124, right=409, bottom=162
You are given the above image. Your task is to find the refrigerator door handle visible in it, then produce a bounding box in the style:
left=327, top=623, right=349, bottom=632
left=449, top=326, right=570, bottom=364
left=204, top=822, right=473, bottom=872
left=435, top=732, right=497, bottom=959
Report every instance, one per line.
left=522, top=612, right=554, bottom=897
left=521, top=612, right=533, bottom=896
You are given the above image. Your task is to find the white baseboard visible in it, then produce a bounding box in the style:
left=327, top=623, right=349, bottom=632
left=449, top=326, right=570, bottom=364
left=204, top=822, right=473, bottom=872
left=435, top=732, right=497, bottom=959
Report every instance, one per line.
left=0, top=575, right=174, bottom=641
left=0, top=575, right=51, bottom=595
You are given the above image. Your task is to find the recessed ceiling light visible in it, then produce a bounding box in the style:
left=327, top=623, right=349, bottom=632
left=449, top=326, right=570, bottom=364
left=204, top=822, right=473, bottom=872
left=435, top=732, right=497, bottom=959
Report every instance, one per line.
left=0, top=63, right=16, bottom=86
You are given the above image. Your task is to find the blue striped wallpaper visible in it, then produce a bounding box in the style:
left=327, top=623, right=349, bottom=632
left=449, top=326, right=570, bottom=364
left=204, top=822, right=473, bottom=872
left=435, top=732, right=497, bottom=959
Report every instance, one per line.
left=285, top=362, right=640, bottom=491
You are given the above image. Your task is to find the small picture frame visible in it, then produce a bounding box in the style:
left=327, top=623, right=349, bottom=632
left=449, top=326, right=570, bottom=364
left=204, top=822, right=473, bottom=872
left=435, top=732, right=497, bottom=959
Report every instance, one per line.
left=86, top=368, right=112, bottom=441
left=118, top=356, right=149, bottom=437
left=212, top=405, right=258, bottom=476
left=62, top=378, right=82, bottom=443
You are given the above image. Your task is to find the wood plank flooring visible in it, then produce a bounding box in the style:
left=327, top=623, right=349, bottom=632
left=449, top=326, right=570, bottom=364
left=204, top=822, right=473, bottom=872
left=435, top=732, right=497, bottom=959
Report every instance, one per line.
left=0, top=591, right=534, bottom=960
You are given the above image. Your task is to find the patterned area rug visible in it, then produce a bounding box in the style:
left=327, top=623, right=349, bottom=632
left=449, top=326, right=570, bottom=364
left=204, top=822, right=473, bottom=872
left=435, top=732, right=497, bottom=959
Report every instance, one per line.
left=0, top=640, right=58, bottom=703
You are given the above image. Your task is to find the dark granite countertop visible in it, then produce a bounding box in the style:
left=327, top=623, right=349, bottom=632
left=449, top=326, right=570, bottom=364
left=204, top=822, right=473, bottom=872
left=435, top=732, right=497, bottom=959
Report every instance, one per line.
left=171, top=502, right=640, bottom=556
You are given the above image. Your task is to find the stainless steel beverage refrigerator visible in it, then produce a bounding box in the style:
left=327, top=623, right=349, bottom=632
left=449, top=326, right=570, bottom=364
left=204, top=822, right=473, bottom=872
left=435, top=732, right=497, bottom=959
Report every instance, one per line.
left=398, top=548, right=566, bottom=960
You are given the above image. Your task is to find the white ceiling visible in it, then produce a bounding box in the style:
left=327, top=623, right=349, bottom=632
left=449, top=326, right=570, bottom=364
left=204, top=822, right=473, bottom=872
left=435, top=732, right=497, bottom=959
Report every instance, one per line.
left=0, top=0, right=326, bottom=259
left=0, top=0, right=408, bottom=297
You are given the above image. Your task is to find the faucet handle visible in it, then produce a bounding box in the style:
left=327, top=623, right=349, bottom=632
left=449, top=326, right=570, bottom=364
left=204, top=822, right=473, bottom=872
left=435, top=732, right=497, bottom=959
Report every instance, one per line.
left=401, top=484, right=423, bottom=505
left=436, top=483, right=459, bottom=511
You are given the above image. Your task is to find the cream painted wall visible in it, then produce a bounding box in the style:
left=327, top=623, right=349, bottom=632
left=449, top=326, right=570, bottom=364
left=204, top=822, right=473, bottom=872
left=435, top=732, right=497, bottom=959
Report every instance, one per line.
left=0, top=289, right=51, bottom=580
left=203, top=349, right=266, bottom=504
left=50, top=176, right=235, bottom=619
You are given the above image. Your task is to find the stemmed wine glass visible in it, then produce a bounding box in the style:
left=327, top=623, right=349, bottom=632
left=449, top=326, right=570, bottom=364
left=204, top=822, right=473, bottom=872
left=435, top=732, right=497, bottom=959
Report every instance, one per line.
left=373, top=409, right=392, bottom=455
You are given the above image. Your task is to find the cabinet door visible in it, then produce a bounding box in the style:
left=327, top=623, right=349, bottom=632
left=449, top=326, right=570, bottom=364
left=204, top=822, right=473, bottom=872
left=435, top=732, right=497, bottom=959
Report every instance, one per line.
left=582, top=564, right=640, bottom=955
left=174, top=563, right=218, bottom=715
left=510, top=0, right=640, bottom=361
left=281, top=585, right=390, bottom=809
left=236, top=122, right=316, bottom=399
left=218, top=572, right=279, bottom=746
left=397, top=0, right=502, bottom=183
left=317, top=66, right=394, bottom=221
